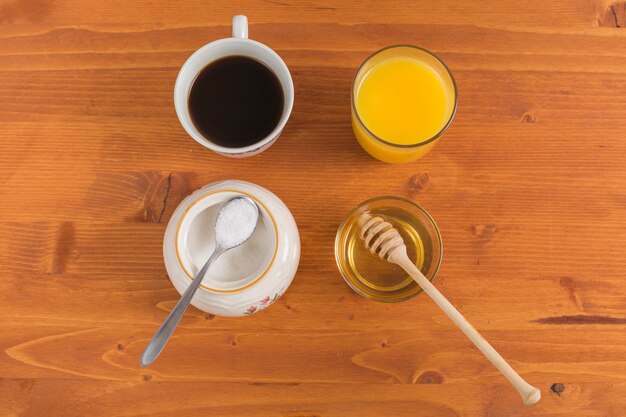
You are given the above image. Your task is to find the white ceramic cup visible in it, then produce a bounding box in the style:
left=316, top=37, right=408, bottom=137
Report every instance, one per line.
left=174, top=15, right=294, bottom=157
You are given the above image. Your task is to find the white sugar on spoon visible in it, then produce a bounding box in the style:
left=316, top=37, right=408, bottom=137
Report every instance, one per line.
left=215, top=196, right=259, bottom=248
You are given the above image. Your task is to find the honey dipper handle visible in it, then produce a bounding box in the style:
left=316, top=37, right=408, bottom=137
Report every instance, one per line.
left=390, top=249, right=541, bottom=406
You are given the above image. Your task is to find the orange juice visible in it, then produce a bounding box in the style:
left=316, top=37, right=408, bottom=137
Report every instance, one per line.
left=351, top=46, right=457, bottom=163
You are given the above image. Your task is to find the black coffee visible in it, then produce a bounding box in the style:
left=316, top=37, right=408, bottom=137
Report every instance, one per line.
left=188, top=56, right=284, bottom=148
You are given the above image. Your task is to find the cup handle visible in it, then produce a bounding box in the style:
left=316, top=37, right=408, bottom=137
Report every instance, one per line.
left=232, top=15, right=248, bottom=39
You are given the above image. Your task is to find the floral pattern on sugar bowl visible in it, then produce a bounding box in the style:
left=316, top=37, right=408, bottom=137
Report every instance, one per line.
left=244, top=289, right=285, bottom=315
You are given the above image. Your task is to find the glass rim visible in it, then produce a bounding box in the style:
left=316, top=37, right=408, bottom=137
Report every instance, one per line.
left=334, top=196, right=443, bottom=303
left=351, top=44, right=458, bottom=149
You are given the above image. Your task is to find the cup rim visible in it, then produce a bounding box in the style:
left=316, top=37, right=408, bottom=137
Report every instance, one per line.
left=174, top=188, right=280, bottom=293
left=174, top=37, right=294, bottom=155
left=335, top=196, right=443, bottom=303
left=351, top=44, right=458, bottom=149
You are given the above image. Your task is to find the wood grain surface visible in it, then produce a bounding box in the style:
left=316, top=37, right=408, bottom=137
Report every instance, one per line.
left=2, top=0, right=626, bottom=415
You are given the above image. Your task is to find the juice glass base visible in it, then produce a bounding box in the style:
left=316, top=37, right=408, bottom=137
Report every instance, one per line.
left=352, top=118, right=440, bottom=163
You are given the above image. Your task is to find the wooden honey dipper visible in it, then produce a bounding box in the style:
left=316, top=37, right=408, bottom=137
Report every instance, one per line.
left=358, top=214, right=541, bottom=406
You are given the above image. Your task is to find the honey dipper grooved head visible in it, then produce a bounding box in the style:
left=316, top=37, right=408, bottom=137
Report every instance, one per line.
left=358, top=213, right=406, bottom=260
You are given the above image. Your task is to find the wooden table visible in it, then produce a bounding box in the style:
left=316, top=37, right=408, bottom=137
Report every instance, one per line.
left=2, top=0, right=626, bottom=415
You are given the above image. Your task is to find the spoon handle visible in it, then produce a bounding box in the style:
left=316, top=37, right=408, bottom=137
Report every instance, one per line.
left=141, top=248, right=224, bottom=367
left=391, top=249, right=541, bottom=406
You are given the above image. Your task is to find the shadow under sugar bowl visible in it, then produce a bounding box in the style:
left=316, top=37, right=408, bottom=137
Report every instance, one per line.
left=163, top=180, right=300, bottom=317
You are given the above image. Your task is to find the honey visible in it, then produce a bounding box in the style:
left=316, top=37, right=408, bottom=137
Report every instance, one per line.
left=335, top=197, right=442, bottom=302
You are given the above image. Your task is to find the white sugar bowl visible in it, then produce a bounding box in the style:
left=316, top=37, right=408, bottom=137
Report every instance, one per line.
left=163, top=180, right=300, bottom=317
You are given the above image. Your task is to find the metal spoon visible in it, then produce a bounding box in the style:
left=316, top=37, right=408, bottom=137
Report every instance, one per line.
left=141, top=195, right=259, bottom=367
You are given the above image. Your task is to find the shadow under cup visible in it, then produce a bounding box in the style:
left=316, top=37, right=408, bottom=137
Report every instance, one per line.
left=351, top=45, right=458, bottom=163
left=174, top=38, right=294, bottom=157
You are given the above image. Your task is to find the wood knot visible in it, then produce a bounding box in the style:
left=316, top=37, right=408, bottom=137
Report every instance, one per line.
left=469, top=224, right=499, bottom=241
left=379, top=340, right=389, bottom=348
left=229, top=336, right=239, bottom=346
left=521, top=112, right=536, bottom=123
left=550, top=383, right=565, bottom=396
left=141, top=171, right=190, bottom=223
left=599, top=2, right=626, bottom=27
left=534, top=314, right=626, bottom=325
left=204, top=313, right=215, bottom=320
left=47, top=222, right=75, bottom=274
left=416, top=371, right=443, bottom=384
left=142, top=172, right=173, bottom=223
left=405, top=173, right=430, bottom=197
left=559, top=276, right=574, bottom=289
left=116, top=343, right=125, bottom=351
left=142, top=374, right=152, bottom=382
